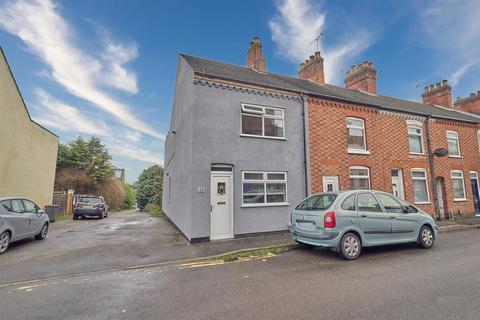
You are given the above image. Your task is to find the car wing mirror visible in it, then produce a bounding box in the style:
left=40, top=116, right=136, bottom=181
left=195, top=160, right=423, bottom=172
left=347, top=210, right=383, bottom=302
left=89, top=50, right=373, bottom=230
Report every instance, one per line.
left=37, top=209, right=45, bottom=216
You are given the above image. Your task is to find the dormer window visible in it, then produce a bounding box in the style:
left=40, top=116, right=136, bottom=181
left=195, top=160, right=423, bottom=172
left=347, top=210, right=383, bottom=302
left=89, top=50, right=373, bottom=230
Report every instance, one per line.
left=241, top=104, right=285, bottom=139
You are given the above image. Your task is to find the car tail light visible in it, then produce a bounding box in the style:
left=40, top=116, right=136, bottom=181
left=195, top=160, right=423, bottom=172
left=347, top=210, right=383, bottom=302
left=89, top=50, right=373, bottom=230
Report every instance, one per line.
left=324, top=211, right=336, bottom=228
left=97, top=203, right=104, bottom=208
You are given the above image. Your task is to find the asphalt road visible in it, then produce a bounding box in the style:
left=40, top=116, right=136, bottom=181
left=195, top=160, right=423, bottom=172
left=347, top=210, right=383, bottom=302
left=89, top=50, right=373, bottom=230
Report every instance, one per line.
left=1, top=229, right=479, bottom=320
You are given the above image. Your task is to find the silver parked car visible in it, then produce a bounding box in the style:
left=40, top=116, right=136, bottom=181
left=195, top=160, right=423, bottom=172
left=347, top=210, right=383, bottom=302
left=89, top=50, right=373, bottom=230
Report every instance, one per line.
left=0, top=197, right=49, bottom=254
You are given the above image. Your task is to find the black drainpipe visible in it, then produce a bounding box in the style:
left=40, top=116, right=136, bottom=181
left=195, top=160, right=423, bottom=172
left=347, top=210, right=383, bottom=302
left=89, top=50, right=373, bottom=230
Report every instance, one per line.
left=425, top=115, right=440, bottom=220
left=300, top=93, right=310, bottom=198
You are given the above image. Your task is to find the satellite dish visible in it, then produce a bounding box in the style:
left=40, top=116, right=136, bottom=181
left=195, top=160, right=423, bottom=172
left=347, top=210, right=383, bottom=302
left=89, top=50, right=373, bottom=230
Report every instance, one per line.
left=433, top=148, right=448, bottom=157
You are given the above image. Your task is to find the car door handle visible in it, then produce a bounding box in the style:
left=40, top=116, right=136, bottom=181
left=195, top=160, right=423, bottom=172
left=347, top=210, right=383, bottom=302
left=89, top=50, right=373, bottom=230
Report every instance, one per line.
left=360, top=214, right=367, bottom=218
left=390, top=216, right=396, bottom=220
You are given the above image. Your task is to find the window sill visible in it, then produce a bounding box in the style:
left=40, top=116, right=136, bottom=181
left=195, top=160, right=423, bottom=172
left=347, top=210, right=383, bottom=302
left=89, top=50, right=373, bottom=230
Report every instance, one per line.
left=448, top=155, right=462, bottom=159
left=241, top=203, right=290, bottom=208
left=414, top=202, right=431, bottom=205
left=453, top=198, right=468, bottom=202
left=409, top=152, right=426, bottom=156
left=240, top=134, right=286, bottom=141
left=347, top=149, right=370, bottom=155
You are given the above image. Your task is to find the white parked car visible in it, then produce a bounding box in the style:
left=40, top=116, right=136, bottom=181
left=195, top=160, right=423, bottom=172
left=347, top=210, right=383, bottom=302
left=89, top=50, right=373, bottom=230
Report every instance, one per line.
left=0, top=197, right=49, bottom=254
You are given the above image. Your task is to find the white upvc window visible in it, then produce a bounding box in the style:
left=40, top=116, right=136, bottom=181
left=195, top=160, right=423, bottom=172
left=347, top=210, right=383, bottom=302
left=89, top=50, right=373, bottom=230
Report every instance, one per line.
left=242, top=171, right=287, bottom=206
left=451, top=170, right=467, bottom=201
left=411, top=169, right=430, bottom=204
left=346, top=117, right=368, bottom=153
left=446, top=130, right=461, bottom=157
left=349, top=166, right=370, bottom=190
left=407, top=125, right=424, bottom=154
left=241, top=104, right=285, bottom=139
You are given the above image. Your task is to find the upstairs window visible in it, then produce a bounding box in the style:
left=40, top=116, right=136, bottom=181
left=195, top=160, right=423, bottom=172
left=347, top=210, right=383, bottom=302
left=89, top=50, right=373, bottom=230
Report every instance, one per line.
left=451, top=170, right=466, bottom=201
left=407, top=125, right=424, bottom=154
left=241, top=104, right=284, bottom=139
left=346, top=117, right=366, bottom=152
left=349, top=166, right=370, bottom=190
left=446, top=131, right=461, bottom=157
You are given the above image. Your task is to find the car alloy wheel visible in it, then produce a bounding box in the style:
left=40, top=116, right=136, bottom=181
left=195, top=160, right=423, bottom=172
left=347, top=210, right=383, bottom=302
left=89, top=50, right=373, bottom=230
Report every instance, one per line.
left=0, top=231, right=11, bottom=254
left=35, top=223, right=48, bottom=240
left=340, top=232, right=361, bottom=260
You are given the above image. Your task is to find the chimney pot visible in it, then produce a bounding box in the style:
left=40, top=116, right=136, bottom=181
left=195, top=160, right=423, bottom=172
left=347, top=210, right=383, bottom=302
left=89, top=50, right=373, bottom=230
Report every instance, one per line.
left=442, top=79, right=448, bottom=86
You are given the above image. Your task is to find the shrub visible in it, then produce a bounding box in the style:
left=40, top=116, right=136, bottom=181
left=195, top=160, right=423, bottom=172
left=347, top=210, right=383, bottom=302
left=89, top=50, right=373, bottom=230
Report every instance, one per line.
left=144, top=203, right=163, bottom=217
left=136, top=165, right=163, bottom=210
left=122, top=184, right=137, bottom=210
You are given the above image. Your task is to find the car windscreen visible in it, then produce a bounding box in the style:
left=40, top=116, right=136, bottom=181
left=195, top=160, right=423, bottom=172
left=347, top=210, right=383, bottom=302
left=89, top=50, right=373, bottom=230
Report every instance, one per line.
left=295, top=194, right=337, bottom=211
left=79, top=197, right=102, bottom=204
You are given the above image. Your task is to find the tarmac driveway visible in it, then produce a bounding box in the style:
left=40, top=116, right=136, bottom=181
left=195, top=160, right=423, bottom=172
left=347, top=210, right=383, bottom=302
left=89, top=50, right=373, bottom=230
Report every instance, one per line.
left=0, top=210, right=188, bottom=285
left=0, top=210, right=293, bottom=286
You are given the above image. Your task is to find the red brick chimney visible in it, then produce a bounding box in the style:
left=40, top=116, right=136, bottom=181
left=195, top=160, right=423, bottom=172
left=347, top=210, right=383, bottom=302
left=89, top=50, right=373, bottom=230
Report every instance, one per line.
left=421, top=80, right=452, bottom=107
left=345, top=61, right=377, bottom=94
left=298, top=51, right=325, bottom=84
left=454, top=91, right=480, bottom=114
left=247, top=36, right=266, bottom=72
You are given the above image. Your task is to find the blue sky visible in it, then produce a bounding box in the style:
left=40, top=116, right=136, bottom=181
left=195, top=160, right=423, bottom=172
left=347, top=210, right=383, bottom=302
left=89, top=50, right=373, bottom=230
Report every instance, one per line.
left=1, top=0, right=479, bottom=183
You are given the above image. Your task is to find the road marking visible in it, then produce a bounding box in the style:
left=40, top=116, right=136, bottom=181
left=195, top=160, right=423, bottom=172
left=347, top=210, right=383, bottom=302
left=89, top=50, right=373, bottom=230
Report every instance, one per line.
left=177, top=253, right=276, bottom=269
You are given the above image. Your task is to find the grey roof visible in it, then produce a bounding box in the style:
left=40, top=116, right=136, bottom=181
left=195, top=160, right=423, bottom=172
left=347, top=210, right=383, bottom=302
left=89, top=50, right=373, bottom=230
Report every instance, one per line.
left=181, top=54, right=480, bottom=124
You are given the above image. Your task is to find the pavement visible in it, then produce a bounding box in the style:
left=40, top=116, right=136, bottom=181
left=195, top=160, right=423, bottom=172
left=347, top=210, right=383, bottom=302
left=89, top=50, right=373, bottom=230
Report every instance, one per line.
left=0, top=210, right=294, bottom=285
left=0, top=228, right=479, bottom=320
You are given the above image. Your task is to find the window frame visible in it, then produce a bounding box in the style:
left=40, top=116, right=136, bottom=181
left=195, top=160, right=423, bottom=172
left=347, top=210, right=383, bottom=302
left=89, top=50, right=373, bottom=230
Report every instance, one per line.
left=451, top=170, right=467, bottom=201
left=241, top=171, right=288, bottom=207
left=446, top=130, right=461, bottom=157
left=349, top=166, right=371, bottom=190
left=407, top=124, right=425, bottom=155
left=346, top=117, right=368, bottom=154
left=411, top=168, right=430, bottom=204
left=240, top=103, right=285, bottom=140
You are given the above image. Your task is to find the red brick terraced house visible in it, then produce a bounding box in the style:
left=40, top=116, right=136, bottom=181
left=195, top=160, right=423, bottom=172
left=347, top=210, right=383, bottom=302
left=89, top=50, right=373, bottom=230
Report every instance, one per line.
left=300, top=56, right=480, bottom=220
left=165, top=37, right=480, bottom=240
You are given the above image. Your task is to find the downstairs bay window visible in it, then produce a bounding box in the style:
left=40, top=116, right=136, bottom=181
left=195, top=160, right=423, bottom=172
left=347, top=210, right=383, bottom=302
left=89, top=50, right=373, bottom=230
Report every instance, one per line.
left=242, top=171, right=287, bottom=206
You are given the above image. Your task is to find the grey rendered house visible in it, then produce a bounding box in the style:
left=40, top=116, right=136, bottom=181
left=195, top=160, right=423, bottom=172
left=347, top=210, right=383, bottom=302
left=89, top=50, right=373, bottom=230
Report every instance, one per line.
left=162, top=38, right=308, bottom=242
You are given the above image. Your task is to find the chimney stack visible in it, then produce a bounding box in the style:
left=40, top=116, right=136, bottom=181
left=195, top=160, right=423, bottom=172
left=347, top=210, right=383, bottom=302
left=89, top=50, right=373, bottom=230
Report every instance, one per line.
left=454, top=90, right=480, bottom=114
left=247, top=36, right=266, bottom=72
left=297, top=51, right=325, bottom=84
left=345, top=61, right=377, bottom=94
left=421, top=80, right=452, bottom=107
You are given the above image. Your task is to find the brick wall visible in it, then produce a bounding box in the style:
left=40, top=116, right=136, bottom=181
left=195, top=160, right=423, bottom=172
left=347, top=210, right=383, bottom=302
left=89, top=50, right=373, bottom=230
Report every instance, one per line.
left=307, top=98, right=480, bottom=217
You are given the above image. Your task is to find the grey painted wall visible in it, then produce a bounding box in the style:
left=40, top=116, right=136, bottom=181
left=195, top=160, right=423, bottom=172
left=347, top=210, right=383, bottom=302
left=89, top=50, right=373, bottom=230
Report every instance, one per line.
left=162, top=56, right=195, bottom=239
left=189, top=81, right=306, bottom=239
left=165, top=56, right=307, bottom=240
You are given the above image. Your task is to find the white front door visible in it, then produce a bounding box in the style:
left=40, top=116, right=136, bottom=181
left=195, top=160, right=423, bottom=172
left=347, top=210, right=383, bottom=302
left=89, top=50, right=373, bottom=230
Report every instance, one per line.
left=391, top=169, right=405, bottom=200
left=322, top=176, right=339, bottom=192
left=210, top=173, right=233, bottom=240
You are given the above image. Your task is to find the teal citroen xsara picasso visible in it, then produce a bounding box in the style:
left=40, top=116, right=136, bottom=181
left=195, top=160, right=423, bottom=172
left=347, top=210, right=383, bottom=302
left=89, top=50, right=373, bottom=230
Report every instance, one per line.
left=290, top=190, right=438, bottom=260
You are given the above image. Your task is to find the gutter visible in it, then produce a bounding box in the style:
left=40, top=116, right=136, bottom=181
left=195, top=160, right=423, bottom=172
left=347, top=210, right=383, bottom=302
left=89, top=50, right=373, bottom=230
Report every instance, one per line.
left=300, top=93, right=311, bottom=197
left=425, top=115, right=440, bottom=220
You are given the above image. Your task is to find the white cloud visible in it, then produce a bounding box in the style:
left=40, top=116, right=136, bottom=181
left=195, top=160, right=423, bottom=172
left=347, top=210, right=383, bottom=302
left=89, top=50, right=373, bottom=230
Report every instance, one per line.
left=0, top=0, right=164, bottom=140
left=110, top=144, right=164, bottom=165
left=269, top=0, right=374, bottom=83
left=32, top=88, right=110, bottom=136
left=418, top=0, right=480, bottom=86
left=125, top=130, right=143, bottom=143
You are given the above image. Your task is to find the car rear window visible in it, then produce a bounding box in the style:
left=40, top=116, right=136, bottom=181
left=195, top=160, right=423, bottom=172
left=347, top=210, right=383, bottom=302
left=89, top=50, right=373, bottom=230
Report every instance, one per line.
left=1, top=200, right=12, bottom=212
left=296, top=194, right=337, bottom=211
left=79, top=197, right=102, bottom=204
